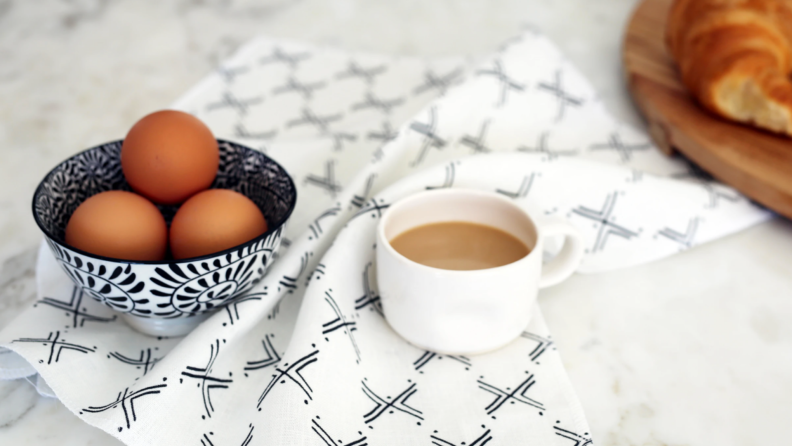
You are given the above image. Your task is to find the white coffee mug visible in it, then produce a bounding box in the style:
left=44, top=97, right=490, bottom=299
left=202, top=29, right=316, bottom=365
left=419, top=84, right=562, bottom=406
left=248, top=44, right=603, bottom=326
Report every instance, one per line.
left=376, top=189, right=584, bottom=355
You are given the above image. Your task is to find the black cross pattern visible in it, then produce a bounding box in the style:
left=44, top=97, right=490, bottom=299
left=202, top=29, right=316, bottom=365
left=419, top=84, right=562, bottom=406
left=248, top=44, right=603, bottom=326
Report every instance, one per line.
left=657, top=217, right=699, bottom=248
left=272, top=76, right=327, bottom=99
left=477, top=372, right=545, bottom=417
left=279, top=251, right=310, bottom=294
left=413, top=67, right=464, bottom=96
left=537, top=70, right=584, bottom=122
left=570, top=192, right=640, bottom=253
left=12, top=331, right=95, bottom=364
left=476, top=59, right=526, bottom=106
left=518, top=131, right=578, bottom=160
left=431, top=426, right=493, bottom=446
left=496, top=173, right=536, bottom=199
left=268, top=301, right=281, bottom=321
left=351, top=92, right=404, bottom=114
left=409, top=106, right=446, bottom=166
left=108, top=348, right=161, bottom=376
left=206, top=91, right=263, bottom=116
left=257, top=349, right=319, bottom=408
left=223, top=291, right=266, bottom=326
left=554, top=424, right=593, bottom=446
left=521, top=331, right=554, bottom=363
left=323, top=290, right=361, bottom=363
left=367, top=121, right=398, bottom=143
left=202, top=423, right=254, bottom=446
left=354, top=262, right=381, bottom=315
left=426, top=162, right=456, bottom=190
left=241, top=424, right=254, bottom=446
left=336, top=61, right=387, bottom=85
left=308, top=263, right=326, bottom=285
left=38, top=286, right=116, bottom=328
left=309, top=204, right=342, bottom=240
left=590, top=132, right=651, bottom=162
left=459, top=120, right=492, bottom=154
left=361, top=380, right=423, bottom=423
left=352, top=173, right=378, bottom=208
left=81, top=384, right=167, bottom=432
left=331, top=131, right=358, bottom=151
left=312, top=416, right=368, bottom=446
left=279, top=273, right=296, bottom=293
left=245, top=335, right=281, bottom=371
left=349, top=198, right=390, bottom=223
left=305, top=160, right=342, bottom=197
left=259, top=47, right=311, bottom=69
left=235, top=123, right=277, bottom=140
left=702, top=183, right=741, bottom=209
left=180, top=339, right=233, bottom=419
left=287, top=108, right=343, bottom=133
left=413, top=351, right=471, bottom=372
left=216, top=64, right=249, bottom=84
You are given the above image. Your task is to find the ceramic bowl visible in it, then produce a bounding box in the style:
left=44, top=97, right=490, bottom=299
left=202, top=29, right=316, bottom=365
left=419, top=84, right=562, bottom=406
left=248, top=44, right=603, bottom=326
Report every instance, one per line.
left=32, top=139, right=296, bottom=336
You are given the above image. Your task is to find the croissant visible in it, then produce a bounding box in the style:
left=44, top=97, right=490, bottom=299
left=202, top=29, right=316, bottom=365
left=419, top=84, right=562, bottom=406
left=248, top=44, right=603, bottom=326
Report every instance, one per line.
left=667, top=0, right=792, bottom=136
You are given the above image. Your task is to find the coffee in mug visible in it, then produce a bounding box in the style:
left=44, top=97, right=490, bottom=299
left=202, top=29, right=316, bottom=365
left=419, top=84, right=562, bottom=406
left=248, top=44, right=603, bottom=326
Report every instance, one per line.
left=389, top=221, right=531, bottom=271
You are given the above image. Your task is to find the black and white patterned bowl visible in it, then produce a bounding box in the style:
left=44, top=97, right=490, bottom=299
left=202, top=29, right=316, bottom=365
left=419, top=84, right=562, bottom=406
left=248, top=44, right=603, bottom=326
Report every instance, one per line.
left=32, top=139, right=296, bottom=336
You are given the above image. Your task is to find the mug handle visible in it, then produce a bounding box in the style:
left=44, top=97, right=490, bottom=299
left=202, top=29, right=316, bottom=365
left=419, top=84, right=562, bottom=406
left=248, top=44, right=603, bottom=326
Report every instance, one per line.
left=538, top=216, right=585, bottom=288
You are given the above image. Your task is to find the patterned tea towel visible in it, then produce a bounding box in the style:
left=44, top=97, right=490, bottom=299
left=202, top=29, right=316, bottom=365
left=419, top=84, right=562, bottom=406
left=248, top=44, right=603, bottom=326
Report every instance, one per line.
left=0, top=30, right=770, bottom=445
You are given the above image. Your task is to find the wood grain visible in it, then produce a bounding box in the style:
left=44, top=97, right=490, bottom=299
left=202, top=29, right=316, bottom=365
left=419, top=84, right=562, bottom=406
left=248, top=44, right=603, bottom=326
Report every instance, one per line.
left=623, top=0, right=792, bottom=218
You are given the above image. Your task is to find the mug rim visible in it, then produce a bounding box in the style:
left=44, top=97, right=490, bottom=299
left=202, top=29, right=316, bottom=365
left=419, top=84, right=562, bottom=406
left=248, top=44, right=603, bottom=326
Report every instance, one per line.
left=31, top=139, right=297, bottom=265
left=377, top=188, right=541, bottom=275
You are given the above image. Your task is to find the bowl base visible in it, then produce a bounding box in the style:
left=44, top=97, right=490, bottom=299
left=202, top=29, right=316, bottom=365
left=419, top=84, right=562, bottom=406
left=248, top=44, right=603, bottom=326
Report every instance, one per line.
left=121, top=313, right=210, bottom=337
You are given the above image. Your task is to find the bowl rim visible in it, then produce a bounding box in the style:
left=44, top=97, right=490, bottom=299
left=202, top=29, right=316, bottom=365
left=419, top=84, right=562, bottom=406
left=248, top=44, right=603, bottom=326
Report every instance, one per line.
left=32, top=138, right=297, bottom=265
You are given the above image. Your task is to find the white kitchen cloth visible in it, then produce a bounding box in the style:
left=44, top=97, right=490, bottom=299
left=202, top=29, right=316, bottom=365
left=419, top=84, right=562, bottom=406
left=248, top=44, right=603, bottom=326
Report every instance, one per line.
left=0, top=30, right=770, bottom=445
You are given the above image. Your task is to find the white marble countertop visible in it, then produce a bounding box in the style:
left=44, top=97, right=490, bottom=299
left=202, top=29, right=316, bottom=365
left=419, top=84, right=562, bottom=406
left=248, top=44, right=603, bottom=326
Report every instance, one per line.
left=1, top=0, right=790, bottom=444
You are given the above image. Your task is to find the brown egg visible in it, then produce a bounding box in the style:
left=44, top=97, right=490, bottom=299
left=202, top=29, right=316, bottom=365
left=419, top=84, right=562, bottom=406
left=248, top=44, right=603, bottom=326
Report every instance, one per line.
left=121, top=110, right=219, bottom=205
left=65, top=191, right=168, bottom=261
left=169, top=189, right=268, bottom=260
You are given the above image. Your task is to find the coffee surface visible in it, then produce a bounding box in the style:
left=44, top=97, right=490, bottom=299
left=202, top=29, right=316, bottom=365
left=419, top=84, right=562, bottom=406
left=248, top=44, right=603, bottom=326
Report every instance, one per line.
left=389, top=221, right=530, bottom=270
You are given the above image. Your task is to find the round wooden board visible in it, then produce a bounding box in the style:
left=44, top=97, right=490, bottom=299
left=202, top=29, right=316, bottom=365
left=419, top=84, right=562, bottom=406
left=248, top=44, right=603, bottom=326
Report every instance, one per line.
left=623, top=0, right=792, bottom=218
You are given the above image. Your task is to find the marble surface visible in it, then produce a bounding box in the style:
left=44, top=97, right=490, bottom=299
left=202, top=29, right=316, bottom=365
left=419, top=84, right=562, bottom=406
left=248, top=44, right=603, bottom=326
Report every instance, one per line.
left=0, top=0, right=790, bottom=445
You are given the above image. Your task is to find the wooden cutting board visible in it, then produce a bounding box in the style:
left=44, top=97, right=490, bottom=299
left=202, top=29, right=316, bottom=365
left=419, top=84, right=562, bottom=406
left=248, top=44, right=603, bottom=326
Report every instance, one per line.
left=623, top=0, right=792, bottom=218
